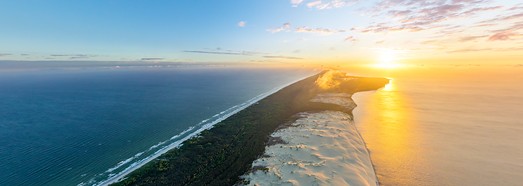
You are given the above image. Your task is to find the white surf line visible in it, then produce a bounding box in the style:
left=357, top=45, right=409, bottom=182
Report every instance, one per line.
left=85, top=77, right=308, bottom=186
left=80, top=92, right=268, bottom=186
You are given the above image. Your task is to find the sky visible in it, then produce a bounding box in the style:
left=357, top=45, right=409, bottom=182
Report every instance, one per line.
left=0, top=0, right=522, bottom=66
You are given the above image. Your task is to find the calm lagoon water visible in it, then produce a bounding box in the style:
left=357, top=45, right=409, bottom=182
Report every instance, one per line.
left=0, top=65, right=313, bottom=185
left=351, top=67, right=523, bottom=186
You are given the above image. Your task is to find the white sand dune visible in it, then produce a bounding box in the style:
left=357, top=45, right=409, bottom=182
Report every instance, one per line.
left=311, top=93, right=357, bottom=110
left=242, top=94, right=378, bottom=186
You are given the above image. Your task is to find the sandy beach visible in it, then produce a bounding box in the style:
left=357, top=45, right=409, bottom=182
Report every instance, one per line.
left=242, top=93, right=378, bottom=186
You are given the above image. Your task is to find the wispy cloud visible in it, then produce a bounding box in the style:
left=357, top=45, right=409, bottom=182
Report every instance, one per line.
left=290, top=0, right=304, bottom=7
left=263, top=55, right=303, bottom=60
left=352, top=0, right=509, bottom=35
left=480, top=12, right=523, bottom=24
left=184, top=48, right=304, bottom=60
left=0, top=53, right=12, bottom=57
left=295, top=26, right=345, bottom=34
left=238, top=21, right=246, bottom=27
left=459, top=35, right=488, bottom=42
left=307, top=1, right=322, bottom=8
left=292, top=0, right=358, bottom=10
left=268, top=23, right=345, bottom=35
left=508, top=4, right=523, bottom=11
left=267, top=23, right=292, bottom=33
left=184, top=49, right=259, bottom=56
left=50, top=54, right=98, bottom=59
left=448, top=46, right=523, bottom=53
left=488, top=31, right=518, bottom=41
left=140, top=57, right=164, bottom=61
left=448, top=48, right=490, bottom=53
left=278, top=0, right=523, bottom=56
left=344, top=36, right=357, bottom=42
left=497, top=22, right=523, bottom=33
left=461, top=6, right=503, bottom=16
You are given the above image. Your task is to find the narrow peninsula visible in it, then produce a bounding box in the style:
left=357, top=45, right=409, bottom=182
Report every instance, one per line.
left=111, top=70, right=389, bottom=186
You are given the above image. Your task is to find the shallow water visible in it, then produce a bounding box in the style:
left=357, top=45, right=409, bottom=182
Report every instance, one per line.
left=351, top=67, right=523, bottom=186
left=0, top=66, right=313, bottom=185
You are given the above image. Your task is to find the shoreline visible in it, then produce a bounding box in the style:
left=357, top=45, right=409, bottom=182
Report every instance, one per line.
left=85, top=77, right=310, bottom=186
left=241, top=93, right=379, bottom=185
left=110, top=70, right=388, bottom=185
left=351, top=91, right=382, bottom=186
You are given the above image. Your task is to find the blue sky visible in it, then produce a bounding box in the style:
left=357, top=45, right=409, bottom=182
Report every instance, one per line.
left=1, top=0, right=522, bottom=65
left=2, top=0, right=356, bottom=62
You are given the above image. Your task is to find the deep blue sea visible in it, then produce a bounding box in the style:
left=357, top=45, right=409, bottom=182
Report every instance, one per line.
left=0, top=65, right=314, bottom=185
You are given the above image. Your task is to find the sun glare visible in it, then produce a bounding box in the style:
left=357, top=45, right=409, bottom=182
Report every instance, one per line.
left=374, top=49, right=401, bottom=69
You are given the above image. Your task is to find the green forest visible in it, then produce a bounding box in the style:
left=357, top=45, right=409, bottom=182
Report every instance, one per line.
left=112, top=71, right=388, bottom=186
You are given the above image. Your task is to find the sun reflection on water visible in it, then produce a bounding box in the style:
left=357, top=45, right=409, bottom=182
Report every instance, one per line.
left=354, top=79, right=424, bottom=185
left=382, top=79, right=394, bottom=91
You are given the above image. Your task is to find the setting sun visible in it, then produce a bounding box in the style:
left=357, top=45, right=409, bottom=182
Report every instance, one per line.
left=374, top=49, right=401, bottom=69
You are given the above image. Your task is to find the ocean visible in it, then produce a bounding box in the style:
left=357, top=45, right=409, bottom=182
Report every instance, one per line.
left=0, top=65, right=314, bottom=186
left=351, top=66, right=523, bottom=186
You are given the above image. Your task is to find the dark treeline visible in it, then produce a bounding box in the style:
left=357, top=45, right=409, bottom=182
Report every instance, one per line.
left=112, top=71, right=388, bottom=186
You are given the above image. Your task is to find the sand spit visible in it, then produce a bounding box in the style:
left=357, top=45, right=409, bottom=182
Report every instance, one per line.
left=311, top=93, right=357, bottom=111
left=242, top=94, right=378, bottom=186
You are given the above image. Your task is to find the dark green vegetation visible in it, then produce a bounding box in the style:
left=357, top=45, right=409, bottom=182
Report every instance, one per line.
left=112, top=71, right=388, bottom=186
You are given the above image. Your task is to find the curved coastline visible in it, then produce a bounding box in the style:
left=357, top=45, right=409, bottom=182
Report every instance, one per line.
left=110, top=70, right=389, bottom=185
left=82, top=78, right=306, bottom=186
left=350, top=91, right=382, bottom=185
left=242, top=93, right=379, bottom=185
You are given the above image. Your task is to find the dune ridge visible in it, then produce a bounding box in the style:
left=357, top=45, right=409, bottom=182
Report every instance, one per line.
left=242, top=93, right=378, bottom=186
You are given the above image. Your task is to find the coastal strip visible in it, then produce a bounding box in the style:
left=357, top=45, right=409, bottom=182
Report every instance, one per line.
left=111, top=70, right=388, bottom=186
left=241, top=93, right=378, bottom=185
left=84, top=75, right=309, bottom=186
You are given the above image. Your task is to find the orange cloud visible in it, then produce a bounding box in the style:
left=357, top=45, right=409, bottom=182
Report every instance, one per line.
left=488, top=32, right=518, bottom=41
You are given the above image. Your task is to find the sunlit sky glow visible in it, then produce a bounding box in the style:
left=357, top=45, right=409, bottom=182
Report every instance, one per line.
left=1, top=0, right=522, bottom=66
